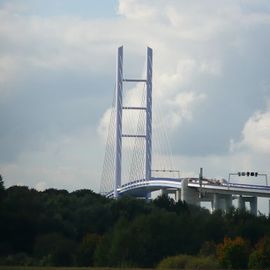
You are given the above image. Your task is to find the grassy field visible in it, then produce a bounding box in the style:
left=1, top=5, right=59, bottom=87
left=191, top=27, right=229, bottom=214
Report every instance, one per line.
left=0, top=266, right=150, bottom=270
left=0, top=268, right=101, bottom=270
left=0, top=267, right=150, bottom=270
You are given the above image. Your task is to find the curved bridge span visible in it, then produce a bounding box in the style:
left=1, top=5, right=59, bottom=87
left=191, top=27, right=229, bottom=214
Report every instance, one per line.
left=105, top=177, right=270, bottom=215
left=106, top=177, right=182, bottom=198
left=106, top=177, right=270, bottom=199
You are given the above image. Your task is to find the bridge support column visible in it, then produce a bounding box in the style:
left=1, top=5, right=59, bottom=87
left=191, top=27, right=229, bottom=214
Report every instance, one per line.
left=181, top=178, right=200, bottom=206
left=176, top=189, right=181, bottom=202
left=238, top=195, right=245, bottom=210
left=250, top=197, right=257, bottom=216
left=212, top=194, right=223, bottom=212
left=146, top=192, right=151, bottom=201
left=212, top=194, right=232, bottom=212
left=225, top=195, right=233, bottom=211
left=238, top=196, right=257, bottom=216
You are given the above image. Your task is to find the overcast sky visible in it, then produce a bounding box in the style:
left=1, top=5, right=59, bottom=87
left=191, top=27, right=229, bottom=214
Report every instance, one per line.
left=1, top=0, right=270, bottom=211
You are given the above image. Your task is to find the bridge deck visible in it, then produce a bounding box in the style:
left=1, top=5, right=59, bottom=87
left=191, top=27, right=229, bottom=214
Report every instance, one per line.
left=106, top=177, right=270, bottom=198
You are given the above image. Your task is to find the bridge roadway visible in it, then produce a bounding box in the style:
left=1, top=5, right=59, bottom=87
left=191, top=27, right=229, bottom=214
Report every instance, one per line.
left=106, top=177, right=270, bottom=199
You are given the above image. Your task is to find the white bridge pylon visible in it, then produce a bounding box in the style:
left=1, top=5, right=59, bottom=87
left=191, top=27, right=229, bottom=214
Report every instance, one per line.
left=114, top=46, right=152, bottom=198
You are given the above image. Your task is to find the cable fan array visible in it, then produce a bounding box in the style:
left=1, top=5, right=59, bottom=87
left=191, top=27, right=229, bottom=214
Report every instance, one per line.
left=100, top=92, right=116, bottom=195
left=100, top=82, right=178, bottom=196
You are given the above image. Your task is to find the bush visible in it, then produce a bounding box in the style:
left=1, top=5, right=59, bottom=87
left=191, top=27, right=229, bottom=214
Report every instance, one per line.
left=199, top=241, right=217, bottom=257
left=34, top=233, right=76, bottom=266
left=217, top=236, right=250, bottom=269
left=76, top=233, right=101, bottom=266
left=185, top=256, right=219, bottom=269
left=157, top=254, right=192, bottom=269
left=157, top=254, right=219, bottom=269
left=248, top=236, right=270, bottom=269
left=0, top=253, right=34, bottom=266
left=248, top=250, right=262, bottom=269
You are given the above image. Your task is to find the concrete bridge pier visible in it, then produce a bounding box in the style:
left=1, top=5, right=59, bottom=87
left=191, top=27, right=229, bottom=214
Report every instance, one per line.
left=238, top=195, right=245, bottom=210
left=250, top=197, right=258, bottom=215
left=238, top=195, right=257, bottom=215
left=146, top=192, right=151, bottom=201
left=225, top=195, right=233, bottom=210
left=176, top=189, right=181, bottom=202
left=212, top=194, right=232, bottom=212
left=181, top=178, right=200, bottom=206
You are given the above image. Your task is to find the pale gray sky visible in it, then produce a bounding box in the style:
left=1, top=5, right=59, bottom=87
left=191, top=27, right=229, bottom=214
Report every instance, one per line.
left=1, top=0, right=270, bottom=212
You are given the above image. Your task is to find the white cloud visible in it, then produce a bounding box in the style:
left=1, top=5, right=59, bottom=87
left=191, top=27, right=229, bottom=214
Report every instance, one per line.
left=35, top=181, right=47, bottom=191
left=151, top=91, right=206, bottom=135
left=1, top=127, right=103, bottom=192
left=0, top=55, right=19, bottom=84
left=118, top=0, right=160, bottom=21
left=0, top=7, right=118, bottom=84
left=98, top=107, right=114, bottom=142
left=234, top=106, right=270, bottom=154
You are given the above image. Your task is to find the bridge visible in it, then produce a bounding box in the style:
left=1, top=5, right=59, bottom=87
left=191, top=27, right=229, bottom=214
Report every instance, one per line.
left=100, top=46, right=270, bottom=215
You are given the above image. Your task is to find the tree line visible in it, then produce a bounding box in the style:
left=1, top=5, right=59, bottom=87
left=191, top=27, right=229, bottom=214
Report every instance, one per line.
left=0, top=178, right=270, bottom=268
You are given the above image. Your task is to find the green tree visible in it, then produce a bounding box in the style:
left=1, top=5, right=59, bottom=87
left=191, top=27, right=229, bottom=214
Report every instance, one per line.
left=0, top=175, right=4, bottom=192
left=248, top=236, right=270, bottom=269
left=217, top=236, right=250, bottom=269
left=76, top=233, right=101, bottom=266
left=101, top=210, right=193, bottom=267
left=157, top=254, right=220, bottom=270
left=34, top=233, right=76, bottom=266
left=157, top=254, right=191, bottom=269
left=153, top=194, right=175, bottom=211
left=199, top=241, right=217, bottom=257
left=0, top=175, right=5, bottom=205
left=93, top=234, right=111, bottom=266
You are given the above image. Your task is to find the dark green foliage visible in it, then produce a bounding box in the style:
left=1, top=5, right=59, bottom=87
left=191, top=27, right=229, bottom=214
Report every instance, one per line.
left=157, top=254, right=192, bottom=269
left=76, top=233, right=101, bottom=266
left=185, top=256, right=220, bottom=269
left=33, top=233, right=76, bottom=266
left=157, top=254, right=220, bottom=269
left=101, top=210, right=191, bottom=267
left=199, top=241, right=217, bottom=257
left=0, top=186, right=108, bottom=266
left=248, top=236, right=270, bottom=269
left=224, top=208, right=268, bottom=244
left=1, top=185, right=270, bottom=267
left=0, top=175, right=4, bottom=193
left=217, top=236, right=250, bottom=269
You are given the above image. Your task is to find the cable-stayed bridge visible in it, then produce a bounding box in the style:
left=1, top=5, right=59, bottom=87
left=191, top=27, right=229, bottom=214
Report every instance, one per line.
left=100, top=46, right=270, bottom=215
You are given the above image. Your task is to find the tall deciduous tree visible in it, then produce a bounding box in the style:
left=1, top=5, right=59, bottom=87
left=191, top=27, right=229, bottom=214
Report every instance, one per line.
left=217, top=236, right=250, bottom=269
left=249, top=236, right=270, bottom=269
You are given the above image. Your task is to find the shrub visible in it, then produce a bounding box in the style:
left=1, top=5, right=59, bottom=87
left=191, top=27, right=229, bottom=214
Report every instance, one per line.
left=248, top=236, right=270, bottom=269
left=185, top=256, right=219, bottom=269
left=199, top=241, right=217, bottom=257
left=157, top=254, right=192, bottom=269
left=157, top=254, right=219, bottom=269
left=76, top=233, right=101, bottom=266
left=217, top=236, right=250, bottom=269
left=0, top=253, right=34, bottom=266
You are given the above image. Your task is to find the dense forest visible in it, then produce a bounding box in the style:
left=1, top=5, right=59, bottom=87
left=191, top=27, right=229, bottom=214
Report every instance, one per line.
left=1, top=177, right=270, bottom=269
